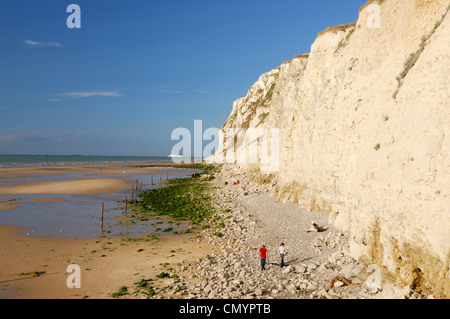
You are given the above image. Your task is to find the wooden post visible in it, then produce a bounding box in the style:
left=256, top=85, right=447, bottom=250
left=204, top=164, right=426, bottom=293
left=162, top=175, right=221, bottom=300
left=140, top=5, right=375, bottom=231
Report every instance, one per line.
left=125, top=197, right=128, bottom=216
left=101, top=202, right=104, bottom=228
left=138, top=181, right=143, bottom=194
left=131, top=185, right=134, bottom=201
left=151, top=176, right=153, bottom=185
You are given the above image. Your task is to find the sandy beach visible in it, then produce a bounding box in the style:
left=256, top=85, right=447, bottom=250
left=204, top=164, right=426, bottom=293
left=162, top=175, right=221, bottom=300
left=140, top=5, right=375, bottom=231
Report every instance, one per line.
left=0, top=162, right=218, bottom=299
left=0, top=225, right=215, bottom=299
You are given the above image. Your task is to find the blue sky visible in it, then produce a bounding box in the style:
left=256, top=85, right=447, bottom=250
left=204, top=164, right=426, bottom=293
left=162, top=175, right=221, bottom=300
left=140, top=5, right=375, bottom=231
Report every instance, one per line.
left=0, top=0, right=367, bottom=156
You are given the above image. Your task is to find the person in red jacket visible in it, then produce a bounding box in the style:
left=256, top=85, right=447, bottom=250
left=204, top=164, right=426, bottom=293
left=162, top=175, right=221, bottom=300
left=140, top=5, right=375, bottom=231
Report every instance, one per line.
left=259, top=245, right=268, bottom=270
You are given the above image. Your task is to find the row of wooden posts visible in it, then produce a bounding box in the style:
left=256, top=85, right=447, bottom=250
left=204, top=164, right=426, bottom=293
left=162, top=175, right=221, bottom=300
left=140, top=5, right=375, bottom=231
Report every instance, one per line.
left=100, top=173, right=169, bottom=229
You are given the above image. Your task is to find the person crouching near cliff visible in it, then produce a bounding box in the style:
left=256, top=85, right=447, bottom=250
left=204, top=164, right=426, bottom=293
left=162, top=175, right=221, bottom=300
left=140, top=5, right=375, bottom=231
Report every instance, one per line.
left=307, top=221, right=319, bottom=232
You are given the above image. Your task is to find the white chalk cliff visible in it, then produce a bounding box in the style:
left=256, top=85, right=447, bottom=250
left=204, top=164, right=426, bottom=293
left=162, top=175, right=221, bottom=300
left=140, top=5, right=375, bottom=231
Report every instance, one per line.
left=210, top=0, right=450, bottom=297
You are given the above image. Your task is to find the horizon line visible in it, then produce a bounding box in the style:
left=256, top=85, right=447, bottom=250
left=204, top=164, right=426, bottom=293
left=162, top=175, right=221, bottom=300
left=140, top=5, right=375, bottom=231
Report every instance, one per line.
left=0, top=153, right=169, bottom=158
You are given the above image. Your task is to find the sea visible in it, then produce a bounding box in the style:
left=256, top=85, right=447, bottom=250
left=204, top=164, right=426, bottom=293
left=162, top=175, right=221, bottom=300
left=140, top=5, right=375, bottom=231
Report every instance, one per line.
left=0, top=154, right=172, bottom=167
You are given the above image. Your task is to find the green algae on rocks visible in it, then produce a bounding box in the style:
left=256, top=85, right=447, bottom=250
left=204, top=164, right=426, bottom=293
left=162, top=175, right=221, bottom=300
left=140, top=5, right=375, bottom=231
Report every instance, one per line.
left=137, top=164, right=218, bottom=225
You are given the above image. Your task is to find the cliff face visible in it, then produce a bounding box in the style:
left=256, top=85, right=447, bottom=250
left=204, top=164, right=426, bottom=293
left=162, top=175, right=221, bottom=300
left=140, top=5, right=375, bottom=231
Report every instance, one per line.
left=210, top=0, right=450, bottom=297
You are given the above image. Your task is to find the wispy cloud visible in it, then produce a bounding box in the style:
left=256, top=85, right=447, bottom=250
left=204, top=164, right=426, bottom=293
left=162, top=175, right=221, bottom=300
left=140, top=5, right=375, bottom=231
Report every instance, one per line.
left=161, top=89, right=182, bottom=94
left=60, top=91, right=123, bottom=98
left=192, top=90, right=210, bottom=94
left=154, top=85, right=182, bottom=94
left=150, top=85, right=210, bottom=95
left=24, top=40, right=63, bottom=48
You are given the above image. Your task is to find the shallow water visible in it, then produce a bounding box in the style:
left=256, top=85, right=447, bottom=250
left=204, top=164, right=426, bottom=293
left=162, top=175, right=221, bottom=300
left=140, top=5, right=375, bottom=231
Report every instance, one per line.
left=0, top=168, right=199, bottom=239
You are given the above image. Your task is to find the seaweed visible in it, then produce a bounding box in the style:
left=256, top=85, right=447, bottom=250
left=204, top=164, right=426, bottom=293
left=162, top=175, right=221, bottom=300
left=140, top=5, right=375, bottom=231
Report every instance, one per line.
left=137, top=164, right=217, bottom=225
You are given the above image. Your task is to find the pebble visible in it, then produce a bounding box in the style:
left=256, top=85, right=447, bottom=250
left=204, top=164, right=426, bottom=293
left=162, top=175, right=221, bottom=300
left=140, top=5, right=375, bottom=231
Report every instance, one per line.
left=140, top=166, right=428, bottom=300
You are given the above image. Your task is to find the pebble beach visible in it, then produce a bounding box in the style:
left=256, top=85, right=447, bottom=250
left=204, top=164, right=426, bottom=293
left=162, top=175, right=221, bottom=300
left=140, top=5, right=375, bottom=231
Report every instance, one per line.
left=150, top=165, right=435, bottom=300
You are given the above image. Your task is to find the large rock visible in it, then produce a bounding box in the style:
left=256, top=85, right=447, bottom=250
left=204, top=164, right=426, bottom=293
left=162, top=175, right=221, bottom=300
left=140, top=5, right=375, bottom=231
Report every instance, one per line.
left=377, top=284, right=413, bottom=299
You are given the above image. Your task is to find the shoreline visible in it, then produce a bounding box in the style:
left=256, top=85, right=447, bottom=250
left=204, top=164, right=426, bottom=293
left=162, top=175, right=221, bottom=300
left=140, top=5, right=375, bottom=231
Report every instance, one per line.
left=0, top=161, right=174, bottom=178
left=0, top=162, right=201, bottom=237
left=0, top=162, right=436, bottom=299
left=0, top=161, right=172, bottom=200
left=0, top=155, right=172, bottom=169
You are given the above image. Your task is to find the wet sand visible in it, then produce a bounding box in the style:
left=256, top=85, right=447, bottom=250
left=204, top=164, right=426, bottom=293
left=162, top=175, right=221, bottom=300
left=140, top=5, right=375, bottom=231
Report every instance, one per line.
left=0, top=225, right=215, bottom=299
left=0, top=163, right=199, bottom=234
left=0, top=162, right=166, bottom=179
left=0, top=163, right=160, bottom=208
left=0, top=178, right=131, bottom=195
